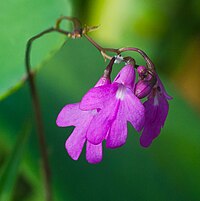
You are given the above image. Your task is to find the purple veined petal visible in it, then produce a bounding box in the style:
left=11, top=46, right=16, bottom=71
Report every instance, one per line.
left=65, top=126, right=86, bottom=160
left=144, top=97, right=157, bottom=123
left=140, top=93, right=169, bottom=147
left=86, top=98, right=120, bottom=145
left=140, top=123, right=161, bottom=147
left=140, top=97, right=160, bottom=147
left=56, top=103, right=89, bottom=127
left=86, top=141, right=102, bottom=164
left=56, top=103, right=95, bottom=127
left=156, top=75, right=173, bottom=100
left=80, top=83, right=118, bottom=111
left=114, top=64, right=135, bottom=90
left=123, top=88, right=145, bottom=132
left=158, top=94, right=169, bottom=127
left=146, top=93, right=169, bottom=127
left=106, top=102, right=127, bottom=148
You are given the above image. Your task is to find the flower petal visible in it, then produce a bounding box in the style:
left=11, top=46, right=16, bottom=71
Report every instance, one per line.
left=95, top=76, right=111, bottom=86
left=158, top=94, right=169, bottom=127
left=140, top=123, right=161, bottom=147
left=80, top=83, right=118, bottom=110
left=157, top=75, right=173, bottom=100
left=65, top=126, right=86, bottom=160
left=86, top=141, right=102, bottom=164
left=114, top=64, right=135, bottom=90
left=56, top=103, right=79, bottom=127
left=140, top=93, right=169, bottom=147
left=124, top=88, right=145, bottom=132
left=56, top=103, right=94, bottom=127
left=106, top=103, right=127, bottom=148
left=146, top=93, right=169, bottom=127
left=86, top=98, right=120, bottom=145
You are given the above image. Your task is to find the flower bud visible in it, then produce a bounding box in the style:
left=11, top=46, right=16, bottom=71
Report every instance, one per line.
left=134, top=73, right=157, bottom=99
left=137, top=66, right=147, bottom=77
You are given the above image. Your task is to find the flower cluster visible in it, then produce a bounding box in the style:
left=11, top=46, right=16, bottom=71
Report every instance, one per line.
left=56, top=57, right=172, bottom=164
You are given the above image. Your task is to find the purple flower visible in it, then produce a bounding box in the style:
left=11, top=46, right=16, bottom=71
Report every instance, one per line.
left=56, top=58, right=171, bottom=163
left=56, top=77, right=110, bottom=164
left=140, top=75, right=172, bottom=147
left=80, top=64, right=145, bottom=148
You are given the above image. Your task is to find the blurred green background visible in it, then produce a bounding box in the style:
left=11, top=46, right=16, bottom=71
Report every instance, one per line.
left=1, top=0, right=200, bottom=200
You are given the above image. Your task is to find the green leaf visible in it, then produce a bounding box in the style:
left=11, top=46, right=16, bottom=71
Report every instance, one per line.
left=0, top=0, right=72, bottom=101
left=0, top=123, right=31, bottom=201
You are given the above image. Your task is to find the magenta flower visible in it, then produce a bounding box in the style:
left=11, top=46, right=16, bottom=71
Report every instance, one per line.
left=80, top=64, right=145, bottom=148
left=56, top=59, right=171, bottom=163
left=139, top=75, right=172, bottom=147
left=56, top=77, right=110, bottom=164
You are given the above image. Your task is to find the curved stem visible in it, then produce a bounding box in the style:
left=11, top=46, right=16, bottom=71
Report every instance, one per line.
left=103, top=57, right=116, bottom=78
left=118, top=47, right=155, bottom=71
left=84, top=34, right=155, bottom=71
left=83, top=34, right=112, bottom=60
left=26, top=28, right=53, bottom=201
left=25, top=27, right=71, bottom=201
left=102, top=47, right=155, bottom=70
left=56, top=16, right=82, bottom=33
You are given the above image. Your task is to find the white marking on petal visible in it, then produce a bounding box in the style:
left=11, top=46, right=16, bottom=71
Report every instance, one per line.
left=154, top=95, right=159, bottom=106
left=116, top=85, right=126, bottom=100
left=90, top=109, right=98, bottom=116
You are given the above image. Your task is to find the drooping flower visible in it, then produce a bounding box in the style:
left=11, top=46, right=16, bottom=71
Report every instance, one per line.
left=56, top=77, right=110, bottom=164
left=139, top=75, right=172, bottom=147
left=80, top=64, right=145, bottom=148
